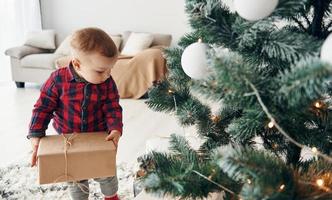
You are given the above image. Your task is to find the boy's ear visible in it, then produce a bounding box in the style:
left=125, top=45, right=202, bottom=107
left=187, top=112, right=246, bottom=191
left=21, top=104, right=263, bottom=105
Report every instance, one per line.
left=71, top=58, right=80, bottom=69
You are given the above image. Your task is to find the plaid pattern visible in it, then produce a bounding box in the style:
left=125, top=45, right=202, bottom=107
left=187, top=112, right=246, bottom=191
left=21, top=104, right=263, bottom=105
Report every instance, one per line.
left=28, top=63, right=123, bottom=138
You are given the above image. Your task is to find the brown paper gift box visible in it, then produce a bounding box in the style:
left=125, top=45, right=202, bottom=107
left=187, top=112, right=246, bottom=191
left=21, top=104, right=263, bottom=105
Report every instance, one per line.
left=37, top=132, right=116, bottom=184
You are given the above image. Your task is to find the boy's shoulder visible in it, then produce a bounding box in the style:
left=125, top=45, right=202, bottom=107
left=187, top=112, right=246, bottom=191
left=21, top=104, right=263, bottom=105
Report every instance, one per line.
left=49, top=66, right=72, bottom=83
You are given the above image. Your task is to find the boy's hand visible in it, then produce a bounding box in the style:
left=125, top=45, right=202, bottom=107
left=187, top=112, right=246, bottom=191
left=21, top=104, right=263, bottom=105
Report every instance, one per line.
left=30, top=137, right=41, bottom=167
left=105, top=130, right=121, bottom=147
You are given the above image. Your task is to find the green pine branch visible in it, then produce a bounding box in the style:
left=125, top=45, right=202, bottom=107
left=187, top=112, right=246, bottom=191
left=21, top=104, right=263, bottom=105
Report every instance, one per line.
left=140, top=0, right=332, bottom=199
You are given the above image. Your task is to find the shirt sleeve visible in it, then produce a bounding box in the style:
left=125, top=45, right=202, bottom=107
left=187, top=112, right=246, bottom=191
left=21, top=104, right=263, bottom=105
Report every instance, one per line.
left=102, top=77, right=123, bottom=135
left=28, top=71, right=59, bottom=138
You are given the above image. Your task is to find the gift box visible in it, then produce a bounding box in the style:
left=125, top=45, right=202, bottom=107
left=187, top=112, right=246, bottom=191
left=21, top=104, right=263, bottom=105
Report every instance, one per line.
left=37, top=132, right=116, bottom=184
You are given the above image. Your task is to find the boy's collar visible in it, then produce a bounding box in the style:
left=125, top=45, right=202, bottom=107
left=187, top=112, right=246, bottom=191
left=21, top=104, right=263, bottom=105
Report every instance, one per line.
left=68, top=62, right=89, bottom=83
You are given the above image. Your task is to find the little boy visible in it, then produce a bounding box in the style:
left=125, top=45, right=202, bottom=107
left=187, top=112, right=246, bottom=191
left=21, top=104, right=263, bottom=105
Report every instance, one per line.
left=28, top=27, right=122, bottom=200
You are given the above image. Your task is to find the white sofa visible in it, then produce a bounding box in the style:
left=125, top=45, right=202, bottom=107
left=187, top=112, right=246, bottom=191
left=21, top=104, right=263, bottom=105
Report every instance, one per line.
left=5, top=31, right=172, bottom=89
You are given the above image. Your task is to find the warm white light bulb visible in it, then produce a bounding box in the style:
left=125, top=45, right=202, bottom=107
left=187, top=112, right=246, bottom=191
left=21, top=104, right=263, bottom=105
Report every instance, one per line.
left=312, top=147, right=318, bottom=154
left=316, top=179, right=324, bottom=187
left=279, top=184, right=285, bottom=191
left=315, top=102, right=322, bottom=108
left=268, top=121, right=274, bottom=128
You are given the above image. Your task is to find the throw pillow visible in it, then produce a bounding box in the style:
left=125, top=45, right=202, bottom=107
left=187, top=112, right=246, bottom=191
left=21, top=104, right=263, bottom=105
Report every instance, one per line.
left=24, top=30, right=56, bottom=50
left=55, top=56, right=71, bottom=69
left=110, top=35, right=122, bottom=51
left=121, top=33, right=153, bottom=56
left=54, top=35, right=72, bottom=55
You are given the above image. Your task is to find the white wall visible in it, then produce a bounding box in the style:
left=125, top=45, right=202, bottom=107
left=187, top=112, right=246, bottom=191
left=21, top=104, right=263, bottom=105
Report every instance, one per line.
left=40, top=0, right=191, bottom=46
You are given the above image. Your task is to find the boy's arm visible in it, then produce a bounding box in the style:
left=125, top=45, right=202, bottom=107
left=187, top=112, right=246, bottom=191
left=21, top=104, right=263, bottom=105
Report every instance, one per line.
left=102, top=77, right=123, bottom=135
left=28, top=72, right=59, bottom=139
left=30, top=137, right=40, bottom=167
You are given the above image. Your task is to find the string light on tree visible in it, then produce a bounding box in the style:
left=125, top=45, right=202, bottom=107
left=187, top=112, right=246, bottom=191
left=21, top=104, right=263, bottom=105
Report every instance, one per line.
left=314, top=101, right=323, bottom=109
left=211, top=80, right=218, bottom=88
left=187, top=112, right=193, bottom=118
left=268, top=121, right=275, bottom=129
left=234, top=0, right=278, bottom=21
left=311, top=147, right=319, bottom=160
left=181, top=39, right=209, bottom=79
left=316, top=179, right=324, bottom=187
left=272, top=143, right=278, bottom=149
left=211, top=115, right=221, bottom=123
left=311, top=147, right=318, bottom=154
left=279, top=184, right=285, bottom=191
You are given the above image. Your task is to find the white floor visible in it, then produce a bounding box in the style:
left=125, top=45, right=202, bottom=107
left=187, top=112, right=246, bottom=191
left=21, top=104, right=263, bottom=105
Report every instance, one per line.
left=0, top=81, right=185, bottom=168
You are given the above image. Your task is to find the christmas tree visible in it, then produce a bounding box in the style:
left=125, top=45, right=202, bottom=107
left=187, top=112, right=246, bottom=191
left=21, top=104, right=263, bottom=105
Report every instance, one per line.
left=138, top=0, right=332, bottom=199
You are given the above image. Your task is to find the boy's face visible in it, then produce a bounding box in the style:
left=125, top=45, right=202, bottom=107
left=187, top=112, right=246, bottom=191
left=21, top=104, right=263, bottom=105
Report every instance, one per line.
left=71, top=50, right=117, bottom=84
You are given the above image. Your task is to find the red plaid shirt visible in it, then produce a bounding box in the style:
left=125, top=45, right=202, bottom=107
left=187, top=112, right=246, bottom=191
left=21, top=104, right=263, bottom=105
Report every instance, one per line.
left=28, top=63, right=123, bottom=138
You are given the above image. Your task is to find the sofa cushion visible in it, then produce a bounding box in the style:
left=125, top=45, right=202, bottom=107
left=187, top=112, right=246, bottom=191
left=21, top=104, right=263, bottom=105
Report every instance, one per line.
left=119, top=31, right=130, bottom=51
left=121, top=33, right=154, bottom=56
left=55, top=34, right=122, bottom=55
left=121, top=31, right=132, bottom=47
left=151, top=33, right=172, bottom=47
left=5, top=45, right=49, bottom=59
left=110, top=35, right=122, bottom=51
left=55, top=56, right=71, bottom=68
left=21, top=54, right=63, bottom=70
left=54, top=35, right=72, bottom=55
left=121, top=31, right=172, bottom=49
left=24, top=30, right=56, bottom=50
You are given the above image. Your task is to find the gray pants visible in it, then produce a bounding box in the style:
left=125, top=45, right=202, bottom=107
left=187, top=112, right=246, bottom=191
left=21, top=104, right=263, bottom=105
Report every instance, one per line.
left=68, top=176, right=118, bottom=200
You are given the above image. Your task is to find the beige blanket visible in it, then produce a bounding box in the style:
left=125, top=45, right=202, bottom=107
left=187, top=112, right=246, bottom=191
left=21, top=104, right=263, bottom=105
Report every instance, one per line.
left=112, top=48, right=167, bottom=99
left=56, top=47, right=167, bottom=99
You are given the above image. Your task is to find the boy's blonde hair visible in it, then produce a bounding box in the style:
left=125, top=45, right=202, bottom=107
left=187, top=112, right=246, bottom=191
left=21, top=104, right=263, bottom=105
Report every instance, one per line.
left=70, top=27, right=118, bottom=58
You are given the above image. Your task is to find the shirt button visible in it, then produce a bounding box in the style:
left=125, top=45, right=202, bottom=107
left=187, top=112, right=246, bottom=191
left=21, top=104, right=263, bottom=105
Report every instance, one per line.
left=82, top=106, right=86, bottom=110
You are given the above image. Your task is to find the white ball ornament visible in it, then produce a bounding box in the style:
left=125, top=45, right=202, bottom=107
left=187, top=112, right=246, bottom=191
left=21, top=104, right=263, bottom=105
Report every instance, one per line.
left=181, top=39, right=209, bottom=79
left=234, top=0, right=279, bottom=21
left=321, top=34, right=332, bottom=64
